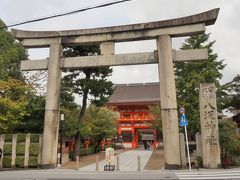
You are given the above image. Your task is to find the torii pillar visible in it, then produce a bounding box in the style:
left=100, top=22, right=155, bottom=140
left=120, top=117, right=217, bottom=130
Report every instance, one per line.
left=42, top=42, right=62, bottom=168
left=157, top=35, right=181, bottom=168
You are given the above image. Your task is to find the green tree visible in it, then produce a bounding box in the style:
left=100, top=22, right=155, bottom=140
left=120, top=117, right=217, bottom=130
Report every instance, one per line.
left=18, top=95, right=45, bottom=133
left=148, top=105, right=162, bottom=138
left=224, top=74, right=240, bottom=113
left=0, top=19, right=46, bottom=134
left=174, top=33, right=226, bottom=134
left=219, top=118, right=240, bottom=158
left=0, top=19, right=31, bottom=133
left=62, top=45, right=114, bottom=159
left=60, top=78, right=78, bottom=111
left=0, top=79, right=30, bottom=133
left=61, top=107, right=80, bottom=138
left=83, top=105, right=118, bottom=153
left=0, top=19, right=28, bottom=81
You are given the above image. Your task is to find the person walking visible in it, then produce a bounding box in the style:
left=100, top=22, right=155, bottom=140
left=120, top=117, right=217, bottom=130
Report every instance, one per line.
left=144, top=141, right=147, bottom=150
left=147, top=141, right=150, bottom=150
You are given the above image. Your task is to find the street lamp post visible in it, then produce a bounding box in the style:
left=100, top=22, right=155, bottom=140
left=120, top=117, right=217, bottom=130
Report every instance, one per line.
left=60, top=113, right=64, bottom=164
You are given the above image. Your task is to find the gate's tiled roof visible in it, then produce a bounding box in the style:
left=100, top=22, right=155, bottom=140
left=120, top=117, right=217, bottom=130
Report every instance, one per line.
left=108, top=82, right=160, bottom=105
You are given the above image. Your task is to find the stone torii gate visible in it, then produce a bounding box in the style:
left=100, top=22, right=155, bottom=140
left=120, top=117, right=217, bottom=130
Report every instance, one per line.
left=12, top=8, right=219, bottom=169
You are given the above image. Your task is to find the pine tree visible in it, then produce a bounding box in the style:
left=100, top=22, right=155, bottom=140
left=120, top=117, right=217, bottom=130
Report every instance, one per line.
left=224, top=74, right=240, bottom=114
left=62, top=45, right=114, bottom=159
left=174, top=33, right=226, bottom=134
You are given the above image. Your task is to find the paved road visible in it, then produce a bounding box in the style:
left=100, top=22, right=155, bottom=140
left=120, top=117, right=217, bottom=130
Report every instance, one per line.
left=1, top=169, right=240, bottom=180
left=0, top=170, right=177, bottom=180
left=79, top=150, right=153, bottom=171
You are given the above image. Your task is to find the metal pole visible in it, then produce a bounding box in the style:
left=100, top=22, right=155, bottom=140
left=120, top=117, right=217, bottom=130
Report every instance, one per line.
left=60, top=113, right=64, bottom=164
left=60, top=120, right=63, bottom=164
left=57, top=153, right=61, bottom=168
left=184, top=125, right=191, bottom=171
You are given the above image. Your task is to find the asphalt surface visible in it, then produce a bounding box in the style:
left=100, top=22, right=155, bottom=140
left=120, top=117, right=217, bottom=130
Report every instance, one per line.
left=1, top=169, right=240, bottom=180
left=0, top=170, right=177, bottom=180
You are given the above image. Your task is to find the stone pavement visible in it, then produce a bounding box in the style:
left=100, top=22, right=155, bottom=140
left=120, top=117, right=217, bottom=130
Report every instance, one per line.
left=144, top=149, right=165, bottom=170
left=79, top=150, right=153, bottom=171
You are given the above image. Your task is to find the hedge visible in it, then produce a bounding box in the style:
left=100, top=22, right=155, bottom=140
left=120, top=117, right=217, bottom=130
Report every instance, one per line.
left=30, top=134, right=39, bottom=142
left=4, top=134, right=13, bottom=142
left=2, top=156, right=11, bottom=168
left=28, top=156, right=38, bottom=168
left=15, top=156, right=24, bottom=168
left=79, top=147, right=94, bottom=156
left=17, top=134, right=26, bottom=143
left=29, top=143, right=39, bottom=156
left=69, top=146, right=95, bottom=160
left=3, top=143, right=12, bottom=155
left=16, top=143, right=25, bottom=155
left=1, top=133, right=41, bottom=168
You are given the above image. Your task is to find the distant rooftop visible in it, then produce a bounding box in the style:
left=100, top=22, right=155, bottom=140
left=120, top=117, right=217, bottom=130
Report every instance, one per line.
left=108, top=82, right=160, bottom=105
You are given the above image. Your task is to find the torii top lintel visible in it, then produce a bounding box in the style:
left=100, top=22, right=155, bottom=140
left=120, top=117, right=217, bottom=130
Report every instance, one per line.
left=11, top=8, right=219, bottom=47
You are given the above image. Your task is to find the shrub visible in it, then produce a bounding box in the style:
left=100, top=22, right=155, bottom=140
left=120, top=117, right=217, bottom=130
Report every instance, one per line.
left=2, top=155, right=11, bottom=168
left=219, top=119, right=240, bottom=157
left=17, top=134, right=26, bottom=143
left=69, top=151, right=74, bottom=160
left=80, top=147, right=94, bottom=156
left=3, top=143, right=12, bottom=155
left=28, top=156, right=38, bottom=168
left=29, top=143, right=39, bottom=156
left=196, top=156, right=203, bottom=168
left=16, top=143, right=25, bottom=155
left=4, top=134, right=13, bottom=142
left=69, top=147, right=95, bottom=160
left=30, top=134, right=39, bottom=142
left=15, top=156, right=24, bottom=168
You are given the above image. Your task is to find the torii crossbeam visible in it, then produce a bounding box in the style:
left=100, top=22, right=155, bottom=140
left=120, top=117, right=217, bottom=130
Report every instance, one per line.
left=12, top=8, right=219, bottom=169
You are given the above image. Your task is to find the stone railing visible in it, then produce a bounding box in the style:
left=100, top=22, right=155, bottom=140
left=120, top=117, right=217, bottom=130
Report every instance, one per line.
left=0, top=134, right=42, bottom=168
left=179, top=132, right=202, bottom=168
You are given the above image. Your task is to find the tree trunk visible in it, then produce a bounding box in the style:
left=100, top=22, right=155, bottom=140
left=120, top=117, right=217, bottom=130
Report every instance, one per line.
left=94, top=138, right=102, bottom=153
left=73, top=132, right=80, bottom=161
left=73, top=71, right=90, bottom=160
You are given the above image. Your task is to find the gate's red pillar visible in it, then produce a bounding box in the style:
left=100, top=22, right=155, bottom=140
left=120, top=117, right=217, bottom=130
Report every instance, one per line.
left=153, top=130, right=157, bottom=150
left=131, top=127, right=135, bottom=148
left=134, top=129, right=139, bottom=148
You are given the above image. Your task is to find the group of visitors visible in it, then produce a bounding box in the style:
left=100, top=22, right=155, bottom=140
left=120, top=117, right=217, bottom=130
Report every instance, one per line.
left=143, top=141, right=151, bottom=150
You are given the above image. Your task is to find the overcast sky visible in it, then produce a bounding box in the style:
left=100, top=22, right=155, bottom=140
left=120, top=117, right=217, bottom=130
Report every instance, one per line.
left=0, top=0, right=239, bottom=85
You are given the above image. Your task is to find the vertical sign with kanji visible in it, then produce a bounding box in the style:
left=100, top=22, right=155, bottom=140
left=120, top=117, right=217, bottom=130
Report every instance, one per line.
left=199, top=83, right=221, bottom=168
left=105, top=147, right=114, bottom=164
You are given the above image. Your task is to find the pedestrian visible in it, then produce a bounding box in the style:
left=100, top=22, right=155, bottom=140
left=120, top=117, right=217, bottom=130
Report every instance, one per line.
left=144, top=141, right=147, bottom=150
left=147, top=141, right=150, bottom=150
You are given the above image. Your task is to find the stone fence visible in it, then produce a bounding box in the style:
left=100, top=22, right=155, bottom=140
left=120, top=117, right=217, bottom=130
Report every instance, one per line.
left=179, top=132, right=202, bottom=168
left=0, top=134, right=42, bottom=168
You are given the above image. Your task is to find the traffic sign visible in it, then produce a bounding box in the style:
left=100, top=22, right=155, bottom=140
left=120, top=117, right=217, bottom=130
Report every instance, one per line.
left=179, top=113, right=188, bottom=127
left=179, top=107, right=185, bottom=114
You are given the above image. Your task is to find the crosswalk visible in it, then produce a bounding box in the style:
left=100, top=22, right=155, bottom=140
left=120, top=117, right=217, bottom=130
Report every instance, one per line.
left=176, top=170, right=240, bottom=179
